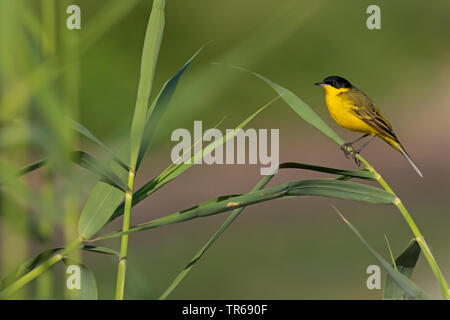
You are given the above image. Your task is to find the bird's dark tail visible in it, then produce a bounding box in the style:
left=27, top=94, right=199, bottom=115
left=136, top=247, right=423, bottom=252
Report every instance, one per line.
left=382, top=136, right=423, bottom=177
left=395, top=141, right=423, bottom=178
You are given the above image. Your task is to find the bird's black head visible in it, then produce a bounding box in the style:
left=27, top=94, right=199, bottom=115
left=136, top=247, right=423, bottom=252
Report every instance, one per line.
left=314, top=76, right=353, bottom=89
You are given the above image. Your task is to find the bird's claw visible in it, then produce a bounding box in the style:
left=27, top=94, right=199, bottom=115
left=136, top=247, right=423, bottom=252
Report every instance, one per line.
left=340, top=143, right=353, bottom=159
left=353, top=153, right=361, bottom=167
left=341, top=142, right=352, bottom=159
left=340, top=143, right=362, bottom=167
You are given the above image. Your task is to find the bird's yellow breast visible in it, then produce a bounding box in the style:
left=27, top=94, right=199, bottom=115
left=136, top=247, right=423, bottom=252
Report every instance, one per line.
left=323, top=86, right=376, bottom=134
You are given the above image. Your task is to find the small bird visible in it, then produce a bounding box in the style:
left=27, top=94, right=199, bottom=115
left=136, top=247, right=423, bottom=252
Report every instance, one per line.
left=314, top=75, right=422, bottom=177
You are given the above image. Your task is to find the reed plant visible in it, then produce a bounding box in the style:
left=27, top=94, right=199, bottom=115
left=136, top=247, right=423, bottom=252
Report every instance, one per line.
left=0, top=0, right=447, bottom=300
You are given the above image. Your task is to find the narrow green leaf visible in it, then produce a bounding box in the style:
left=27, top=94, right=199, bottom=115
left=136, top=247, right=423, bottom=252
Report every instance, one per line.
left=279, top=162, right=374, bottom=180
left=287, top=179, right=394, bottom=204
left=78, top=145, right=129, bottom=239
left=0, top=248, right=61, bottom=290
left=72, top=151, right=129, bottom=192
left=1, top=148, right=127, bottom=186
left=81, top=245, right=120, bottom=257
left=160, top=171, right=276, bottom=299
left=221, top=64, right=344, bottom=145
left=78, top=42, right=206, bottom=239
left=384, top=239, right=421, bottom=300
left=0, top=159, right=43, bottom=215
left=384, top=235, right=398, bottom=271
left=109, top=96, right=280, bottom=222
left=15, top=159, right=47, bottom=178
left=0, top=159, right=47, bottom=186
left=129, top=0, right=165, bottom=172
left=71, top=119, right=130, bottom=171
left=335, top=209, right=429, bottom=300
left=70, top=120, right=110, bottom=153
left=63, top=259, right=98, bottom=300
left=159, top=163, right=369, bottom=298
left=136, top=42, right=210, bottom=170
left=98, top=179, right=394, bottom=240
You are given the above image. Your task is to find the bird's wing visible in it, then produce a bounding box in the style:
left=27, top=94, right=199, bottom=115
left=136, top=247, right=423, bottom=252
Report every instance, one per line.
left=340, top=89, right=398, bottom=141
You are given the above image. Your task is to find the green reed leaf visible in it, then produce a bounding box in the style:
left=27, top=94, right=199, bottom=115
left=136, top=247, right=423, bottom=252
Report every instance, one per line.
left=335, top=209, right=429, bottom=300
left=159, top=162, right=372, bottom=298
left=111, top=161, right=374, bottom=222
left=128, top=0, right=165, bottom=172
left=279, top=162, right=374, bottom=180
left=159, top=163, right=297, bottom=299
left=71, top=120, right=129, bottom=171
left=136, top=42, right=210, bottom=170
left=72, top=151, right=129, bottom=192
left=78, top=43, right=205, bottom=239
left=109, top=96, right=280, bottom=223
left=81, top=245, right=120, bottom=257
left=78, top=147, right=129, bottom=239
left=384, top=239, right=421, bottom=300
left=98, top=179, right=394, bottom=240
left=0, top=159, right=47, bottom=186
left=63, top=259, right=98, bottom=300
left=0, top=248, right=61, bottom=290
left=220, top=64, right=344, bottom=145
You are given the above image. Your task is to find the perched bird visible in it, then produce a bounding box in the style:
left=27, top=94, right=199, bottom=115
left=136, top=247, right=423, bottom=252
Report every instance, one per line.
left=315, top=75, right=422, bottom=177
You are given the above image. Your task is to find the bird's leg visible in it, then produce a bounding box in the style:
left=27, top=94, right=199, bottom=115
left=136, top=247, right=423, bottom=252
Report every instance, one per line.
left=340, top=134, right=369, bottom=159
left=354, top=134, right=376, bottom=154
left=352, top=135, right=376, bottom=166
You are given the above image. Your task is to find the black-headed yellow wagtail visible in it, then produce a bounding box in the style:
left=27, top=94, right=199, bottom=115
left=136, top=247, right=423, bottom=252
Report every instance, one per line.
left=315, top=76, right=422, bottom=177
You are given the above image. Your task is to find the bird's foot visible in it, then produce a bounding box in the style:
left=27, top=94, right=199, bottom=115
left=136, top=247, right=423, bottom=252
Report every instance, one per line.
left=352, top=152, right=362, bottom=167
left=340, top=143, right=353, bottom=159
left=340, top=143, right=362, bottom=166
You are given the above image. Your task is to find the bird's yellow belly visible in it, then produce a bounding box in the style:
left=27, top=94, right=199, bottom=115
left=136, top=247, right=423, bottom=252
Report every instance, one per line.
left=325, top=95, right=375, bottom=134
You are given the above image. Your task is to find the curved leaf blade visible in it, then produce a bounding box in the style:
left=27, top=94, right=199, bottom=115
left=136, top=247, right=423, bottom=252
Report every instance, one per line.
left=136, top=42, right=211, bottom=170
left=81, top=245, right=119, bottom=257
left=384, top=239, right=421, bottom=300
left=336, top=209, right=429, bottom=300
left=109, top=96, right=280, bottom=222
left=160, top=171, right=276, bottom=299
left=160, top=162, right=370, bottom=299
left=72, top=151, right=129, bottom=192
left=78, top=148, right=129, bottom=239
left=0, top=248, right=62, bottom=290
left=71, top=120, right=130, bottom=171
left=279, top=162, right=374, bottom=180
left=97, top=179, right=394, bottom=240
left=78, top=44, right=207, bottom=239
left=63, top=259, right=98, bottom=300
left=128, top=0, right=165, bottom=172
left=0, top=159, right=47, bottom=186
left=221, top=64, right=344, bottom=145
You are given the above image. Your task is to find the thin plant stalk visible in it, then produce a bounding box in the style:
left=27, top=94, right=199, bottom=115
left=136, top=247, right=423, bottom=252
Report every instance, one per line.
left=115, top=0, right=165, bottom=300
left=115, top=171, right=135, bottom=299
left=0, top=237, right=83, bottom=299
left=353, top=150, right=450, bottom=299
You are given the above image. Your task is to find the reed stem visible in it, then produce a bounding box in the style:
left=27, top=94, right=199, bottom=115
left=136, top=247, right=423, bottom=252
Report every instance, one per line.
left=355, top=151, right=450, bottom=299
left=0, top=237, right=83, bottom=299
left=114, top=171, right=135, bottom=300
left=114, top=0, right=165, bottom=299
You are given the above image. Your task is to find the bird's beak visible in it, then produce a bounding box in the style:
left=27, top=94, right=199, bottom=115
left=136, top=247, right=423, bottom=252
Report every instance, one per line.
left=314, top=82, right=325, bottom=86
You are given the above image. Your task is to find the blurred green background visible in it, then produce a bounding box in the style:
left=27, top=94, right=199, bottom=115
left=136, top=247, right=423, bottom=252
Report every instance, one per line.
left=1, top=0, right=450, bottom=299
